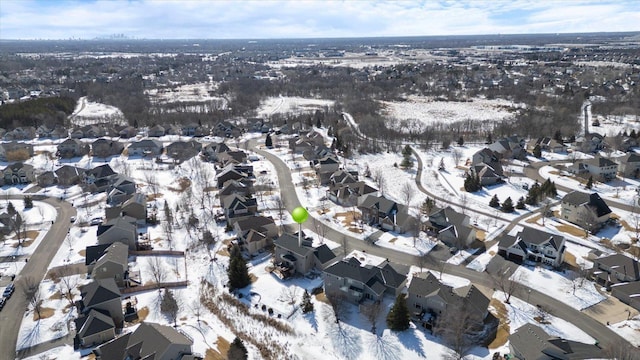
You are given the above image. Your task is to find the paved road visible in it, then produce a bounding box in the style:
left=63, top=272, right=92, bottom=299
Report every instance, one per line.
left=249, top=138, right=637, bottom=354
left=0, top=196, right=76, bottom=360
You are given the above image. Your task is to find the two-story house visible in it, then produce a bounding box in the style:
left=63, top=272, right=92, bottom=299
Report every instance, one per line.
left=615, top=152, right=640, bottom=178
left=3, top=162, right=35, bottom=185
left=92, top=138, right=124, bottom=159
left=560, top=191, right=612, bottom=232
left=233, top=216, right=278, bottom=255
left=127, top=139, right=163, bottom=157
left=425, top=206, right=477, bottom=249
left=497, top=227, right=566, bottom=268
left=569, top=155, right=617, bottom=182
left=322, top=257, right=408, bottom=304
left=57, top=138, right=90, bottom=158
left=358, top=194, right=416, bottom=233
left=272, top=233, right=338, bottom=278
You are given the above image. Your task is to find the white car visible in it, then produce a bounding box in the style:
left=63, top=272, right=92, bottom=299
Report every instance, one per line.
left=90, top=217, right=103, bottom=226
left=70, top=216, right=76, bottom=223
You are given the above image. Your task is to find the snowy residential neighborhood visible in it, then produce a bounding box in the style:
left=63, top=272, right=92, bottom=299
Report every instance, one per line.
left=1, top=32, right=640, bottom=360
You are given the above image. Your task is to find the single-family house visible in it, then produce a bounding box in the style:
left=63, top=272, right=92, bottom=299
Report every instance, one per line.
left=84, top=164, right=118, bottom=192
left=497, top=227, right=566, bottom=267
left=201, top=142, right=231, bottom=162
left=79, top=278, right=123, bottom=327
left=508, top=323, right=603, bottom=360
left=488, top=136, right=526, bottom=160
left=94, top=322, right=193, bottom=360
left=75, top=309, right=116, bottom=347
left=216, top=164, right=249, bottom=188
left=273, top=233, right=338, bottom=277
left=575, top=132, right=605, bottom=153
left=323, top=257, right=408, bottom=304
left=147, top=124, right=166, bottom=137
left=36, top=170, right=56, bottom=187
left=127, top=139, right=163, bottom=157
left=532, top=137, right=567, bottom=153
left=615, top=152, right=640, bottom=178
left=560, top=191, right=612, bottom=232
left=106, top=192, right=147, bottom=225
left=407, top=272, right=491, bottom=333
left=326, top=181, right=377, bottom=207
left=591, top=254, right=640, bottom=288
left=181, top=122, right=207, bottom=137
left=166, top=140, right=202, bottom=163
left=3, top=162, right=35, bottom=184
left=220, top=194, right=258, bottom=224
left=314, top=155, right=341, bottom=184
left=55, top=165, right=84, bottom=186
left=569, top=155, right=617, bottom=182
left=219, top=179, right=253, bottom=197
left=92, top=138, right=124, bottom=158
left=117, top=126, right=137, bottom=138
left=57, top=138, right=90, bottom=158
left=97, top=216, right=138, bottom=250
left=233, top=216, right=278, bottom=255
left=213, top=120, right=241, bottom=138
left=216, top=150, right=248, bottom=166
left=89, top=242, right=129, bottom=287
left=358, top=194, right=417, bottom=233
left=425, top=206, right=477, bottom=249
left=611, top=281, right=640, bottom=311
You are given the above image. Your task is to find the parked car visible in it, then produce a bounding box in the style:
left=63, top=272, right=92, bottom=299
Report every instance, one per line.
left=89, top=217, right=103, bottom=226
left=70, top=216, right=76, bottom=223
left=3, top=283, right=15, bottom=298
left=0, top=297, right=6, bottom=311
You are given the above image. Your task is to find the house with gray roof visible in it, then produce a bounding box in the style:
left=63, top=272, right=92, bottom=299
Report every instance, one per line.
left=106, top=192, right=147, bottom=225
left=322, top=257, right=408, bottom=304
left=497, top=227, right=566, bottom=267
left=166, top=140, right=202, bottom=163
left=273, top=233, right=338, bottom=277
left=508, top=323, right=603, bottom=360
left=97, top=216, right=138, bottom=250
left=79, top=278, right=123, bottom=328
left=147, top=124, right=166, bottom=137
left=127, top=139, right=163, bottom=157
left=611, top=281, right=640, bottom=311
left=55, top=165, right=84, bottom=186
left=327, top=180, right=377, bottom=207
left=92, top=138, right=124, bottom=159
left=220, top=194, right=257, bottom=224
left=615, top=152, right=640, bottom=178
left=591, top=253, right=640, bottom=289
left=89, top=242, right=129, bottom=287
left=358, top=194, right=417, bottom=233
left=201, top=142, right=230, bottom=162
left=94, top=322, right=193, bottom=360
left=219, top=179, right=253, bottom=197
left=560, top=191, right=611, bottom=232
left=233, top=216, right=278, bottom=255
left=568, top=155, right=617, bottom=182
left=426, top=206, right=477, bottom=249
left=75, top=309, right=116, bottom=347
left=216, top=164, right=249, bottom=188
left=57, top=138, right=89, bottom=158
left=3, top=162, right=35, bottom=185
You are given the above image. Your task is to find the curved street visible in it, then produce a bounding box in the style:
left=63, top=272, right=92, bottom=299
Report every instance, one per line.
left=248, top=137, right=635, bottom=353
left=0, top=196, right=76, bottom=360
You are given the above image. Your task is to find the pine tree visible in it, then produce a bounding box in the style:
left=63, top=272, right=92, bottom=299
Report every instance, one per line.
left=402, top=145, right=412, bottom=157
left=301, top=290, right=314, bottom=314
left=586, top=175, right=593, bottom=189
left=386, top=294, right=410, bottom=331
left=457, top=136, right=464, bottom=146
left=265, top=133, right=273, bottom=148
left=23, top=196, right=33, bottom=209
left=489, top=194, right=500, bottom=208
left=400, top=155, right=413, bottom=170
left=501, top=197, right=514, bottom=213
left=516, top=196, right=526, bottom=210
left=160, top=289, right=179, bottom=326
left=228, top=337, right=248, bottom=360
left=227, top=244, right=251, bottom=291
left=7, top=202, right=16, bottom=215
left=486, top=133, right=493, bottom=144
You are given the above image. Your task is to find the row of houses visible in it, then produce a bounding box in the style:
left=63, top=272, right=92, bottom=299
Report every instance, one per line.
left=74, top=278, right=195, bottom=359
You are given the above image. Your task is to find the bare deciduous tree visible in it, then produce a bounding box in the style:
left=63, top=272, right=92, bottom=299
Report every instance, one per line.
left=491, top=265, right=525, bottom=304
left=433, top=302, right=484, bottom=360
left=372, top=169, right=385, bottom=196
left=147, top=257, right=167, bottom=287
left=326, top=290, right=348, bottom=323
left=361, top=301, right=382, bottom=334
left=452, top=149, right=463, bottom=167
left=22, top=276, right=43, bottom=320
left=280, top=286, right=299, bottom=305
left=50, top=266, right=79, bottom=307
left=400, top=181, right=414, bottom=207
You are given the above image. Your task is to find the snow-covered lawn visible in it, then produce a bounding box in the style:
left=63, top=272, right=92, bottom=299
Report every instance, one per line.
left=257, top=96, right=335, bottom=117
left=510, top=265, right=606, bottom=311
left=466, top=244, right=498, bottom=272
left=0, top=200, right=57, bottom=262
left=609, top=315, right=640, bottom=347
left=70, top=96, right=126, bottom=125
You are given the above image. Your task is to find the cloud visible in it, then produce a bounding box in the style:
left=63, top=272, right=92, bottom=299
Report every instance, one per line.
left=0, top=0, right=638, bottom=40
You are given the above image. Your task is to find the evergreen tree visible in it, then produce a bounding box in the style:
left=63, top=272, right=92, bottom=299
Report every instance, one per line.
left=516, top=196, right=526, bottom=210
left=501, top=197, right=514, bottom=213
left=402, top=145, right=412, bottom=157
left=7, top=202, right=16, bottom=215
left=265, top=133, right=273, bottom=148
left=163, top=200, right=173, bottom=224
left=457, top=136, right=464, bottom=146
left=23, top=196, right=33, bottom=209
left=301, top=290, right=314, bottom=314
left=228, top=337, right=248, bottom=360
left=386, top=294, right=410, bottom=331
left=420, top=197, right=436, bottom=217
left=160, top=289, right=179, bottom=326
left=486, top=133, right=493, bottom=144
left=227, top=244, right=251, bottom=291
left=533, top=144, right=542, bottom=158
left=586, top=175, right=593, bottom=189
left=631, top=129, right=638, bottom=139
left=489, top=194, right=500, bottom=208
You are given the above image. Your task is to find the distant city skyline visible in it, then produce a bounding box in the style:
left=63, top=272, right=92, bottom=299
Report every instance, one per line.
left=1, top=0, right=639, bottom=40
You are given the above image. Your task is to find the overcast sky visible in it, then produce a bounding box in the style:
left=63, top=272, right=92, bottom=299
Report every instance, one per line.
left=1, top=0, right=639, bottom=40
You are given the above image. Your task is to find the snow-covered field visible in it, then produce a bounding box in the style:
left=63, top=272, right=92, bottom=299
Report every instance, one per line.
left=257, top=96, right=335, bottom=117
left=69, top=96, right=126, bottom=125
left=381, top=96, right=521, bottom=133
